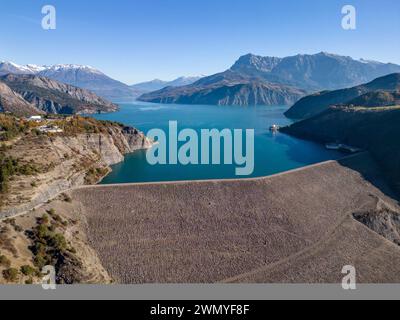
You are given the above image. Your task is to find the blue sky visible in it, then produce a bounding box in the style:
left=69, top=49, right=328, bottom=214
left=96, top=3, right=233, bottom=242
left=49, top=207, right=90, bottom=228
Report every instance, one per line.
left=0, top=0, right=399, bottom=84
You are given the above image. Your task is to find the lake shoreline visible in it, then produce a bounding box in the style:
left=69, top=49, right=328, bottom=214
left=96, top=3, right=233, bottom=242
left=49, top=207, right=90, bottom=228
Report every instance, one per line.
left=94, top=103, right=343, bottom=184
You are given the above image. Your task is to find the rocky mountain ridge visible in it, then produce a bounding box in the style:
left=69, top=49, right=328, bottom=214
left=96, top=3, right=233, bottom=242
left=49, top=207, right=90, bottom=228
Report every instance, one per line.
left=0, top=74, right=118, bottom=116
left=138, top=53, right=400, bottom=106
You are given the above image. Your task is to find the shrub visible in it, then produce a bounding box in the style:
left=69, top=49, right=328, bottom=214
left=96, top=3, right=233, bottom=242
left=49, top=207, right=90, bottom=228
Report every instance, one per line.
left=36, top=224, right=50, bottom=239
left=33, top=254, right=48, bottom=270
left=48, top=233, right=68, bottom=252
left=39, top=214, right=50, bottom=225
left=62, top=193, right=72, bottom=203
left=0, top=255, right=11, bottom=268
left=13, top=225, right=23, bottom=233
left=20, top=265, right=37, bottom=276
left=0, top=151, right=40, bottom=194
left=2, top=268, right=19, bottom=282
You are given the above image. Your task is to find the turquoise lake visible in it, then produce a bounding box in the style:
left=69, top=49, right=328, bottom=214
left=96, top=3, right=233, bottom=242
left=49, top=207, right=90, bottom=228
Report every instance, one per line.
left=91, top=102, right=342, bottom=184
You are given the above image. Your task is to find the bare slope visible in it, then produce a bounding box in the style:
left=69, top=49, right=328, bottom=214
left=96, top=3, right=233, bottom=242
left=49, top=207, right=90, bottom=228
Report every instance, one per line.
left=71, top=153, right=400, bottom=284
left=1, top=74, right=118, bottom=115
left=0, top=82, right=43, bottom=116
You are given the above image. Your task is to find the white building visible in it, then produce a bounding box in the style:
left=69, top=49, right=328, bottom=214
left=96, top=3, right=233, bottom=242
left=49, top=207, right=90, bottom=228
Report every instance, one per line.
left=28, top=115, right=42, bottom=122
left=38, top=125, right=63, bottom=133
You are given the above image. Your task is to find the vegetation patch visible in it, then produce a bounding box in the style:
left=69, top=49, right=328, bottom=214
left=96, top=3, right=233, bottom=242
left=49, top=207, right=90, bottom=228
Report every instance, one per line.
left=85, top=167, right=109, bottom=185
left=0, top=254, right=11, bottom=268
left=20, top=265, right=39, bottom=277
left=26, top=212, right=82, bottom=284
left=0, top=114, right=29, bottom=142
left=0, top=226, right=18, bottom=257
left=2, top=268, right=19, bottom=282
left=0, top=151, right=41, bottom=203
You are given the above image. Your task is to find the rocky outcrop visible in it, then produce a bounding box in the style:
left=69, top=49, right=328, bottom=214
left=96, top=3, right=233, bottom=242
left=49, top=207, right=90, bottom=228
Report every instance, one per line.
left=1, top=74, right=118, bottom=115
left=353, top=198, right=400, bottom=247
left=0, top=120, right=153, bottom=218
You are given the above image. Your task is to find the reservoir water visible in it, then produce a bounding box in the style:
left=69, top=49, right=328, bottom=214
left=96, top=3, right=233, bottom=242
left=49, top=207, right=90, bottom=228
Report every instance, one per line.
left=91, top=102, right=342, bottom=183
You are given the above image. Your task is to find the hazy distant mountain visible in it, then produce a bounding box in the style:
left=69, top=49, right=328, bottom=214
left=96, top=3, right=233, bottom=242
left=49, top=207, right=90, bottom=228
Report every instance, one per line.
left=285, top=73, right=400, bottom=119
left=138, top=53, right=400, bottom=107
left=138, top=70, right=306, bottom=106
left=131, top=76, right=203, bottom=92
left=36, top=65, right=140, bottom=101
left=231, top=52, right=400, bottom=91
left=1, top=74, right=118, bottom=115
left=0, top=62, right=139, bottom=101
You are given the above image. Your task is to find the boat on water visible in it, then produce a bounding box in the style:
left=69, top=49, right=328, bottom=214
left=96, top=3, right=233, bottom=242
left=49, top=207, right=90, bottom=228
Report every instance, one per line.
left=269, top=124, right=280, bottom=132
left=325, top=143, right=362, bottom=153
left=325, top=143, right=341, bottom=150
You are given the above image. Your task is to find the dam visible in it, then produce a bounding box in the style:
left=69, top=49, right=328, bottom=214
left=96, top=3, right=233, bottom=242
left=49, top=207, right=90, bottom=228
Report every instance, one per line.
left=70, top=153, right=400, bottom=284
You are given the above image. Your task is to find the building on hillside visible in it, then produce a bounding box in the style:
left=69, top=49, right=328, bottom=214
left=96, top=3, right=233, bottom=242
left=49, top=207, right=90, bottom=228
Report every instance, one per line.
left=27, top=115, right=42, bottom=122
left=38, top=125, right=63, bottom=133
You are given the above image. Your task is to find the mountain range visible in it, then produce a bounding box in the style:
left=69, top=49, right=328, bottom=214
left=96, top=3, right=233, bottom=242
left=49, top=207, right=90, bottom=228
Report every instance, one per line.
left=0, top=62, right=140, bottom=102
left=138, top=52, right=400, bottom=106
left=131, top=76, right=203, bottom=92
left=2, top=53, right=400, bottom=108
left=0, top=61, right=202, bottom=102
left=0, top=74, right=118, bottom=116
left=285, top=73, right=400, bottom=119
left=138, top=69, right=307, bottom=106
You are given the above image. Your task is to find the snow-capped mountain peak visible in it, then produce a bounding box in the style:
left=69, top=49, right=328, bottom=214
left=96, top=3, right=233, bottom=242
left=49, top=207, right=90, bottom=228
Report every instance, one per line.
left=0, top=60, right=104, bottom=76
left=25, top=64, right=47, bottom=73
left=42, top=64, right=104, bottom=74
left=0, top=61, right=37, bottom=74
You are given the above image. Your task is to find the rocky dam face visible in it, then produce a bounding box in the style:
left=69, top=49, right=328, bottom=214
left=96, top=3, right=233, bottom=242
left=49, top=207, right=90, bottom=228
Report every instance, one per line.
left=70, top=153, right=400, bottom=284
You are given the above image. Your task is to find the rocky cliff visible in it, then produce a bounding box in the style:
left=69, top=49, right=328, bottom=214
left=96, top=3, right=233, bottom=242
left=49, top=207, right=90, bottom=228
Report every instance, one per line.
left=0, top=116, right=153, bottom=217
